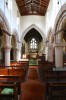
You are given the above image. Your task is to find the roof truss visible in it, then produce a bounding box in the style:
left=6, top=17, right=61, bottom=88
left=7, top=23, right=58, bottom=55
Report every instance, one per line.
left=15, top=0, right=50, bottom=16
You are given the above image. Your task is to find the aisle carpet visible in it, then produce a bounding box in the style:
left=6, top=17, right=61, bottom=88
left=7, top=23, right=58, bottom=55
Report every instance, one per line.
left=21, top=66, right=46, bottom=100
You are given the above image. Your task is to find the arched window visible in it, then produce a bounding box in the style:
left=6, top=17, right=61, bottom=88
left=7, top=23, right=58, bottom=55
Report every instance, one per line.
left=30, top=38, right=37, bottom=49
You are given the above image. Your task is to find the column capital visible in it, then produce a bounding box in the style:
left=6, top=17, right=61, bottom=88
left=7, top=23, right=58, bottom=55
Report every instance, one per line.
left=4, top=46, right=11, bottom=51
left=4, top=46, right=10, bottom=66
left=48, top=45, right=53, bottom=49
left=15, top=48, right=20, bottom=52
left=53, top=43, right=66, bottom=47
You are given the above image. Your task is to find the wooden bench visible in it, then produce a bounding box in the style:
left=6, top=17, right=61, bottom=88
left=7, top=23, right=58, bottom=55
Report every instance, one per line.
left=0, top=68, right=8, bottom=75
left=0, top=75, right=21, bottom=95
left=0, top=67, right=27, bottom=82
left=42, top=70, right=66, bottom=98
left=39, top=69, right=66, bottom=82
left=38, top=61, right=55, bottom=82
left=0, top=82, right=18, bottom=100
left=48, top=82, right=66, bottom=100
left=8, top=68, right=26, bottom=82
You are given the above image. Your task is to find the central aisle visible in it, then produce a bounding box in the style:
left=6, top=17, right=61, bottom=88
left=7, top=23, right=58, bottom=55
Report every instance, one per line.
left=21, top=66, right=46, bottom=100
left=27, top=66, right=40, bottom=81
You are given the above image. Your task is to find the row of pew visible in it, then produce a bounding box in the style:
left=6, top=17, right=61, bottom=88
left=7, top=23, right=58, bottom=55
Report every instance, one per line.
left=0, top=60, right=29, bottom=100
left=38, top=60, right=66, bottom=100
left=38, top=61, right=55, bottom=81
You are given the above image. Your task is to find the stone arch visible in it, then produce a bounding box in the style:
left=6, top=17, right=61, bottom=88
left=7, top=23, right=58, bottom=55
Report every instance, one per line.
left=0, top=9, right=11, bottom=64
left=53, top=3, right=66, bottom=45
left=11, top=29, right=20, bottom=61
left=11, top=29, right=19, bottom=48
left=54, top=3, right=66, bottom=33
left=47, top=27, right=54, bottom=45
left=0, top=8, right=11, bottom=46
left=0, top=9, right=11, bottom=32
left=20, top=24, right=46, bottom=58
left=53, top=3, right=66, bottom=67
left=21, top=24, right=46, bottom=43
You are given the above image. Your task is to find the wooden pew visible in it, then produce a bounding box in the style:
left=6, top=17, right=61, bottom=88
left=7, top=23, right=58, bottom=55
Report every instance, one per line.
left=0, top=68, right=8, bottom=75
left=8, top=61, right=29, bottom=76
left=48, top=82, right=66, bottom=100
left=45, top=70, right=66, bottom=82
left=0, top=82, right=18, bottom=100
left=39, top=66, right=66, bottom=82
left=0, top=75, right=21, bottom=95
left=43, top=70, right=66, bottom=98
left=0, top=66, right=27, bottom=83
left=8, top=68, right=26, bottom=82
left=38, top=61, right=55, bottom=82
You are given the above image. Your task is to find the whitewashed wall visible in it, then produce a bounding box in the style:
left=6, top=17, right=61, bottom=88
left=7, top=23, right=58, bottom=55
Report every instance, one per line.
left=45, top=0, right=66, bottom=36
left=20, top=0, right=66, bottom=38
left=0, top=0, right=66, bottom=41
left=20, top=15, right=45, bottom=35
left=0, top=0, right=20, bottom=38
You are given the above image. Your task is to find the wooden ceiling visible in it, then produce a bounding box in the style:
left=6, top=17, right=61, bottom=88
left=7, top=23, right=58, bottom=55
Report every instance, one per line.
left=15, top=0, right=50, bottom=16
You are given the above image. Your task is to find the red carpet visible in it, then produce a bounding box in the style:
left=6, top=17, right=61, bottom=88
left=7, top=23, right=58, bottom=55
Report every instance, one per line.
left=21, top=66, right=46, bottom=100
left=27, top=66, right=39, bottom=81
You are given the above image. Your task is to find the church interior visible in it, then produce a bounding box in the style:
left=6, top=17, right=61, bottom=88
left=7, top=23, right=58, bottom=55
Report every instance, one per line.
left=0, top=0, right=66, bottom=100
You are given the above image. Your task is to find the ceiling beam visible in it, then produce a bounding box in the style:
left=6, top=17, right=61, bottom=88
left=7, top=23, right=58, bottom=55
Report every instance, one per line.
left=15, top=0, right=50, bottom=16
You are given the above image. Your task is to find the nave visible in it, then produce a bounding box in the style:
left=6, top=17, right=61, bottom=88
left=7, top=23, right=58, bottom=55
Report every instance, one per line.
left=19, top=62, right=66, bottom=100
left=21, top=65, right=46, bottom=100
left=0, top=0, right=66, bottom=100
left=0, top=60, right=66, bottom=100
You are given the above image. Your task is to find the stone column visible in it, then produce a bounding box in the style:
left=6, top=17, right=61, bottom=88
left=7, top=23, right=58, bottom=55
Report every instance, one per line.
left=13, top=48, right=16, bottom=61
left=55, top=44, right=63, bottom=68
left=16, top=48, right=20, bottom=61
left=45, top=47, right=48, bottom=61
left=4, top=46, right=11, bottom=66
left=48, top=46, right=53, bottom=62
left=45, top=41, right=48, bottom=61
left=25, top=42, right=29, bottom=56
left=54, top=32, right=64, bottom=68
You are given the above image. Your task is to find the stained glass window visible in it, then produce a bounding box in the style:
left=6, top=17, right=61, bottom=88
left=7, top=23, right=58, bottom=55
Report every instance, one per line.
left=30, top=38, right=37, bottom=49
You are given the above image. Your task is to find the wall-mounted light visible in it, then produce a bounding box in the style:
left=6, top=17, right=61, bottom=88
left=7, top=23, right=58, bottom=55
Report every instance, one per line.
left=57, top=1, right=59, bottom=4
left=5, top=0, right=8, bottom=7
left=18, top=40, right=21, bottom=43
left=45, top=40, right=48, bottom=43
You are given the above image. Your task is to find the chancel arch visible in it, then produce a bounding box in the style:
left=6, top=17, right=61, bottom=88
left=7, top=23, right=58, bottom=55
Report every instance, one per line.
left=21, top=24, right=46, bottom=59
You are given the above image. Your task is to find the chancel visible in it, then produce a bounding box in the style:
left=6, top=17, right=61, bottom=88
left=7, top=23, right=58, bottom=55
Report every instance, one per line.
left=0, top=0, right=66, bottom=100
